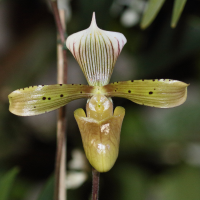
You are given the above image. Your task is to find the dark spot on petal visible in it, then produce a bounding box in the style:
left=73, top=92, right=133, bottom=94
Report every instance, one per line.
left=72, top=84, right=74, bottom=85
left=153, top=79, right=155, bottom=81
left=149, top=91, right=153, bottom=95
left=42, top=85, right=44, bottom=86
left=131, top=80, right=134, bottom=82
left=60, top=94, right=63, bottom=97
left=34, top=106, right=36, bottom=108
left=128, top=90, right=131, bottom=93
left=142, top=79, right=144, bottom=81
left=42, top=97, right=46, bottom=100
left=48, top=97, right=51, bottom=100
left=80, top=91, right=82, bottom=93
left=117, top=81, right=118, bottom=83
left=115, top=90, right=116, bottom=92
left=154, top=88, right=156, bottom=90
left=23, top=88, right=24, bottom=90
left=60, top=84, right=62, bottom=86
left=79, top=84, right=82, bottom=85
left=169, top=79, right=171, bottom=81
left=163, top=79, right=165, bottom=81
left=158, top=79, right=160, bottom=81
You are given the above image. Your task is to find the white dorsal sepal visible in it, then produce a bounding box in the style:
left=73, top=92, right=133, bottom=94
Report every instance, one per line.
left=66, top=12, right=127, bottom=86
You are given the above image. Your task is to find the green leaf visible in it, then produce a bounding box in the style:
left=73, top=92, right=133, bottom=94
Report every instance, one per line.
left=8, top=84, right=95, bottom=116
left=102, top=79, right=189, bottom=108
left=37, top=175, right=54, bottom=200
left=0, top=168, right=19, bottom=200
left=140, top=0, right=166, bottom=29
left=171, top=0, right=187, bottom=28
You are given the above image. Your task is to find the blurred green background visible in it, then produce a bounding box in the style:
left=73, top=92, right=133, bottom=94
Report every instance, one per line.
left=0, top=0, right=200, bottom=199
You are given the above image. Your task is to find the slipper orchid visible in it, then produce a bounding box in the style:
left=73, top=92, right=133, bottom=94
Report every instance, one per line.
left=8, top=13, right=189, bottom=172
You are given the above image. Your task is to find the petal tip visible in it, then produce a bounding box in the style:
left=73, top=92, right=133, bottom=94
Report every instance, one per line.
left=91, top=12, right=96, bottom=25
left=89, top=12, right=99, bottom=30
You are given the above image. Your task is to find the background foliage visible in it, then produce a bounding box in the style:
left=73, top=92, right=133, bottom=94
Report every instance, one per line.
left=0, top=0, right=200, bottom=199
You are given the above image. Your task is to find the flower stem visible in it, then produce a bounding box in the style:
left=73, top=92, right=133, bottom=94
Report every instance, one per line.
left=51, top=1, right=66, bottom=44
left=92, top=168, right=100, bottom=200
left=50, top=1, right=67, bottom=200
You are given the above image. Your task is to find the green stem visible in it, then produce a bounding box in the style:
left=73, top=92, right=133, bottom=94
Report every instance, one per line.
left=50, top=1, right=67, bottom=200
left=51, top=1, right=66, bottom=44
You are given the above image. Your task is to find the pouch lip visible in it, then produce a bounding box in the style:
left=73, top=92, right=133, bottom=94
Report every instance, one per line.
left=74, top=106, right=125, bottom=124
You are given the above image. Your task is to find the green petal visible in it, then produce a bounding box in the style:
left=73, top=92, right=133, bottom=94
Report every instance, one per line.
left=101, top=79, right=189, bottom=108
left=171, top=0, right=187, bottom=28
left=140, top=0, right=166, bottom=29
left=66, top=13, right=127, bottom=86
left=8, top=84, right=94, bottom=116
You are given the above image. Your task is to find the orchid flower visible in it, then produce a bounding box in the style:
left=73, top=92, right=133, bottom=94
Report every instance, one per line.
left=8, top=13, right=188, bottom=173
